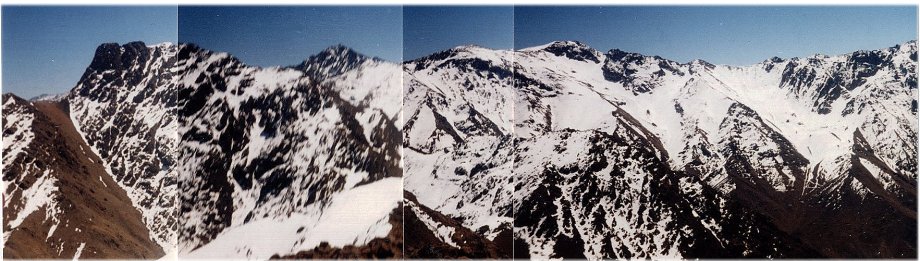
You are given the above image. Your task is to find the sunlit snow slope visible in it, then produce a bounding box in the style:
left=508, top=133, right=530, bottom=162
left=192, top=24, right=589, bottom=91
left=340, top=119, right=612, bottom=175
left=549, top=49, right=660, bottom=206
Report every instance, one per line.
left=403, top=40, right=916, bottom=258
left=509, top=40, right=917, bottom=258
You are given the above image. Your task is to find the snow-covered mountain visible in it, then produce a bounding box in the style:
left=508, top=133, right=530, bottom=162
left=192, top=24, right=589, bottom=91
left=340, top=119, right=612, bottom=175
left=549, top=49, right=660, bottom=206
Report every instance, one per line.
left=511, top=40, right=916, bottom=258
left=3, top=38, right=914, bottom=259
left=175, top=44, right=403, bottom=259
left=67, top=41, right=180, bottom=253
left=406, top=40, right=916, bottom=258
left=3, top=41, right=178, bottom=259
left=402, top=45, right=515, bottom=258
left=28, top=93, right=67, bottom=102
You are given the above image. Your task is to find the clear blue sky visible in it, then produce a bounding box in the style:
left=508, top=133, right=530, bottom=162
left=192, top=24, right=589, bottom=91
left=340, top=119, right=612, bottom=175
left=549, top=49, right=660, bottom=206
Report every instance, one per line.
left=4, top=6, right=918, bottom=99
left=515, top=6, right=918, bottom=65
left=404, top=6, right=513, bottom=60
left=179, top=6, right=402, bottom=67
left=2, top=6, right=178, bottom=99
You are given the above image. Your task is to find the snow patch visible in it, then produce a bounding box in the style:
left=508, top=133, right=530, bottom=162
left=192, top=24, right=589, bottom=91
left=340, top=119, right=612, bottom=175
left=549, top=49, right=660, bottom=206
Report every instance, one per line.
left=72, top=242, right=86, bottom=260
left=185, top=178, right=401, bottom=259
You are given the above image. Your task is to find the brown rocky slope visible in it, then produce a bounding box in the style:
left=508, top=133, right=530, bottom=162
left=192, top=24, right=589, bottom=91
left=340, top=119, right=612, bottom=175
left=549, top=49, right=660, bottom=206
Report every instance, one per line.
left=3, top=95, right=164, bottom=259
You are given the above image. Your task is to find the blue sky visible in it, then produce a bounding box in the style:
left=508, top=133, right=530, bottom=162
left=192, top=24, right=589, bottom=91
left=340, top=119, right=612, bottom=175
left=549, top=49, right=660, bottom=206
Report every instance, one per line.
left=2, top=6, right=177, bottom=99
left=404, top=6, right=513, bottom=60
left=179, top=6, right=403, bottom=66
left=3, top=6, right=917, bottom=98
left=515, top=6, right=918, bottom=65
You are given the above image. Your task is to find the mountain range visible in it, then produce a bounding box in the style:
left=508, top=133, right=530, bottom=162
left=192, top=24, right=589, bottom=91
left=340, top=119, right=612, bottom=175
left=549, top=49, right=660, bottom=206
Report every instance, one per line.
left=2, top=39, right=916, bottom=259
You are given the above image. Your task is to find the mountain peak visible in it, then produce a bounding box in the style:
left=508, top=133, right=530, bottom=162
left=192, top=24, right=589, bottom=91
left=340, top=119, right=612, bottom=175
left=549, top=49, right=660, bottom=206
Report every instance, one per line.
left=407, top=45, right=489, bottom=65
left=539, top=40, right=603, bottom=63
left=606, top=48, right=641, bottom=60
left=548, top=40, right=590, bottom=48
left=318, top=44, right=359, bottom=56
left=29, top=93, right=66, bottom=102
left=689, top=58, right=717, bottom=69
left=313, top=44, right=381, bottom=62
left=294, top=44, right=377, bottom=79
left=891, top=40, right=917, bottom=55
left=87, top=41, right=151, bottom=72
left=2, top=92, right=23, bottom=102
left=451, top=44, right=485, bottom=50
left=763, top=56, right=786, bottom=63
